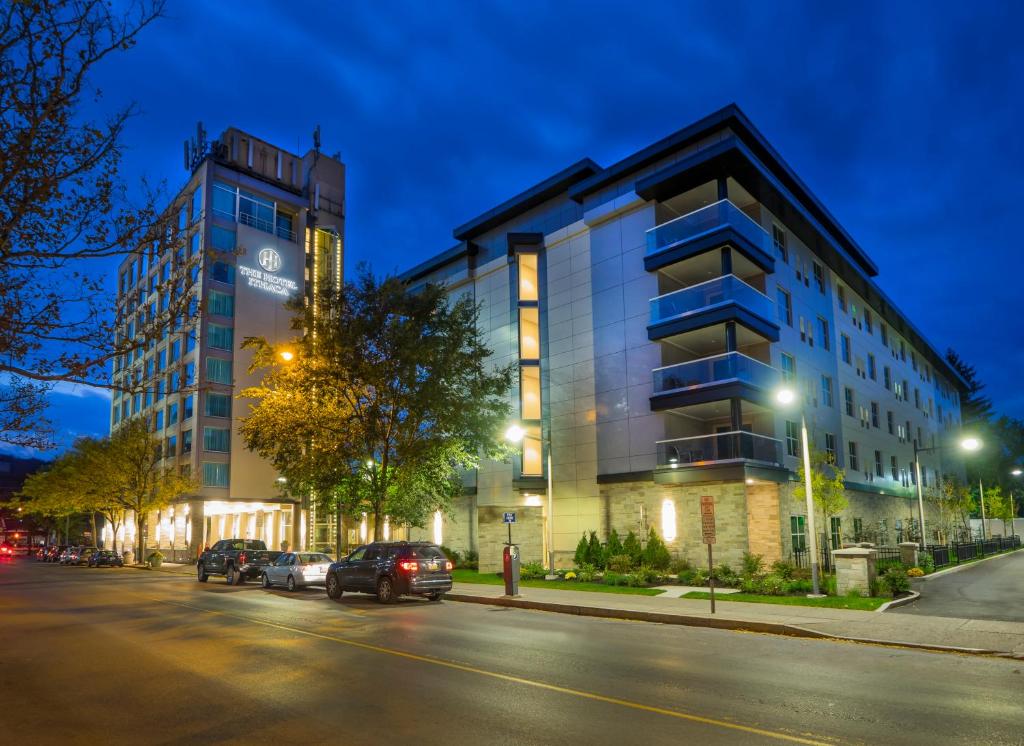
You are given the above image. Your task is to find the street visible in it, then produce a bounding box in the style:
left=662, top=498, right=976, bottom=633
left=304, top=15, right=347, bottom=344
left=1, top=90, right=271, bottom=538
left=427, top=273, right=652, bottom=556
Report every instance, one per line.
left=0, top=561, right=1021, bottom=745
left=892, top=550, right=1024, bottom=622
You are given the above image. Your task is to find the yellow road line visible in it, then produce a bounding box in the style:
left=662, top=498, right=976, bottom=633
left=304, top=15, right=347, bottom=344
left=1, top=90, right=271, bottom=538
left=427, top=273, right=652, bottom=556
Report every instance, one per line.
left=150, top=597, right=836, bottom=745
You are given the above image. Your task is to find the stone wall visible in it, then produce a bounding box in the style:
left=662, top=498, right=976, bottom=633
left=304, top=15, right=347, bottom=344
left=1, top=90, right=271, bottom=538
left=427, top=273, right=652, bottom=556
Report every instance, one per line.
left=745, top=482, right=783, bottom=564
left=478, top=505, right=544, bottom=573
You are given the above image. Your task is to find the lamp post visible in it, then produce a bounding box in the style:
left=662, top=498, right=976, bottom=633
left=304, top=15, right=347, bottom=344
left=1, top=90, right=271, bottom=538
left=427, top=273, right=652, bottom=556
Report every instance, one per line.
left=775, top=387, right=821, bottom=597
left=913, top=436, right=981, bottom=549
left=1011, top=469, right=1022, bottom=538
left=505, top=423, right=554, bottom=577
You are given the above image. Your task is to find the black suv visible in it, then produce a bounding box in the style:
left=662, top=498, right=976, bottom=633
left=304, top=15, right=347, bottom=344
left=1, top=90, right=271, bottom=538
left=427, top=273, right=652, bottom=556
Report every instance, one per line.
left=325, top=542, right=453, bottom=603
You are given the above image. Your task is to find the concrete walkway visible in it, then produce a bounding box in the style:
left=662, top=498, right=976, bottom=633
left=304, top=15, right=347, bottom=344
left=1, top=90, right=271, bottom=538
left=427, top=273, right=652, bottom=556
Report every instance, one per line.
left=448, top=581, right=1024, bottom=657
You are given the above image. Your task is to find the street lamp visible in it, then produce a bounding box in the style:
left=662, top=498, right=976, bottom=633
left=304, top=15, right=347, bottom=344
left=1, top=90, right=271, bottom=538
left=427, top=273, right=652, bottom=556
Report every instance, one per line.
left=279, top=349, right=295, bottom=363
left=505, top=423, right=554, bottom=577
left=775, top=386, right=822, bottom=596
left=913, top=435, right=981, bottom=548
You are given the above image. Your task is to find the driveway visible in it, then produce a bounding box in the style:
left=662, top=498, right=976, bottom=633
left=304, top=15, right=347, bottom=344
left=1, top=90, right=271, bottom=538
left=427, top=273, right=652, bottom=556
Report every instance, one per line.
left=891, top=550, right=1024, bottom=622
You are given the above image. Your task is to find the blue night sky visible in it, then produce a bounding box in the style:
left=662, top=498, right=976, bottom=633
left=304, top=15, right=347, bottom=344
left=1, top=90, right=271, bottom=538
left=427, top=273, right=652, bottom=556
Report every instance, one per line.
left=36, top=0, right=1024, bottom=453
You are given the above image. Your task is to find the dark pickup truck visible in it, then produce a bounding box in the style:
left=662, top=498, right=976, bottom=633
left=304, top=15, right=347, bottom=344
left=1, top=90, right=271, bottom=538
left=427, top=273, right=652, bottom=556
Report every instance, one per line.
left=196, top=539, right=280, bottom=585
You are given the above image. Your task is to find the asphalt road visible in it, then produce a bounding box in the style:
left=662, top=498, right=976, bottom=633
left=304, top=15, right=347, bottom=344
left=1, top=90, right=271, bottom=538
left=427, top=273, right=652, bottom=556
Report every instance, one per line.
left=1, top=560, right=1022, bottom=745
left=892, top=550, right=1024, bottom=622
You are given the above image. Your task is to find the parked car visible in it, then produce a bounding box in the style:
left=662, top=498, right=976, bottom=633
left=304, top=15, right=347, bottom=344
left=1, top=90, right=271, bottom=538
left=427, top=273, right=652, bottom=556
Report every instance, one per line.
left=261, top=552, right=333, bottom=591
left=46, top=545, right=69, bottom=563
left=196, top=539, right=280, bottom=585
left=66, top=547, right=98, bottom=566
left=87, top=550, right=124, bottom=568
left=325, top=542, right=453, bottom=603
left=0, top=543, right=13, bottom=559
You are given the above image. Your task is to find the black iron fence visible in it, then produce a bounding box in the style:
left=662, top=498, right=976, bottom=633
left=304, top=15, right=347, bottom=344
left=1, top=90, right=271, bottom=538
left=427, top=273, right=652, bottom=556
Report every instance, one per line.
left=792, top=535, right=1020, bottom=572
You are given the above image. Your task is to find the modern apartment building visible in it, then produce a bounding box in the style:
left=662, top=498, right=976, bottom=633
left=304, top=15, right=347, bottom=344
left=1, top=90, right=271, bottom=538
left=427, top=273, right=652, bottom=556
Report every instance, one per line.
left=109, top=125, right=345, bottom=558
left=401, top=105, right=967, bottom=572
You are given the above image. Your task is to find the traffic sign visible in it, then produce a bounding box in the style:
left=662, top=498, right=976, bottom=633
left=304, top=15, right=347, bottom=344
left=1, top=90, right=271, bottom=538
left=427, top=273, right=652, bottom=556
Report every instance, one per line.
left=700, top=495, right=716, bottom=545
left=503, top=512, right=516, bottom=524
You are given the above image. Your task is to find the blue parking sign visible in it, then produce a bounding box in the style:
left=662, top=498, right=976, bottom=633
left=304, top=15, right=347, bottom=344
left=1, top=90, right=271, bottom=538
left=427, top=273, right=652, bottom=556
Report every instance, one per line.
left=503, top=512, right=516, bottom=524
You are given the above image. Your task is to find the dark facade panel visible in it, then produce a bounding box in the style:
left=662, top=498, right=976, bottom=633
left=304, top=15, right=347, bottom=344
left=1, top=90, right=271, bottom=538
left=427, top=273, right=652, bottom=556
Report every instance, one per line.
left=648, top=305, right=780, bottom=344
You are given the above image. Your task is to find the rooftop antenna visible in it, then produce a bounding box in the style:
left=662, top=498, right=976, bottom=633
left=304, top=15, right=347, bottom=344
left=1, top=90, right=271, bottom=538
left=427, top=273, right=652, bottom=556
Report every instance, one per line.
left=312, top=124, right=321, bottom=166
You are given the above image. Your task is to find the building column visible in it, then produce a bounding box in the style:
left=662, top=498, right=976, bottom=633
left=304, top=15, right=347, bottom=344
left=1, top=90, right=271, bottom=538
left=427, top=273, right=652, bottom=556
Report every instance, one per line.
left=717, top=176, right=729, bottom=201
left=188, top=500, right=205, bottom=558
left=290, top=503, right=302, bottom=552
left=720, top=246, right=733, bottom=275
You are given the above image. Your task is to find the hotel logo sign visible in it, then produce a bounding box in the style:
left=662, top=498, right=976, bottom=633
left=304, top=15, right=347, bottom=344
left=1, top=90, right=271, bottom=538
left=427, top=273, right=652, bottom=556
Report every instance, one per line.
left=258, top=247, right=282, bottom=273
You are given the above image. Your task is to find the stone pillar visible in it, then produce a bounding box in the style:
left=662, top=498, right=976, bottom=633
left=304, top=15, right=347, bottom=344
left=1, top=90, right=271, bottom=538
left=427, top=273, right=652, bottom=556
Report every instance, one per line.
left=898, top=542, right=919, bottom=568
left=833, top=547, right=877, bottom=596
left=188, top=500, right=205, bottom=560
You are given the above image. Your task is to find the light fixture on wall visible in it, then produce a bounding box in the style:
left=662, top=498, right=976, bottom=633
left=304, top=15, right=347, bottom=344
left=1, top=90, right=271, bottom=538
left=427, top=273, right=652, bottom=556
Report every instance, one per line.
left=661, top=499, right=677, bottom=542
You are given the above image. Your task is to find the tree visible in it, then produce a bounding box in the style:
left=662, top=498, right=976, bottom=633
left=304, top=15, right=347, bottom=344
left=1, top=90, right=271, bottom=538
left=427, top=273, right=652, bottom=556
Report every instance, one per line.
left=0, top=0, right=180, bottom=449
left=928, top=475, right=975, bottom=542
left=946, top=349, right=994, bottom=429
left=241, top=268, right=514, bottom=542
left=793, top=447, right=848, bottom=550
left=982, top=485, right=1014, bottom=537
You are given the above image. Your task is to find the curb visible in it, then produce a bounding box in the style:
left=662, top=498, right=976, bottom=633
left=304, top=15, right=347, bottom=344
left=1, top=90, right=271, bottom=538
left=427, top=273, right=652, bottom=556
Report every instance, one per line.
left=913, top=548, right=1020, bottom=582
left=444, top=592, right=1011, bottom=658
left=876, top=590, right=920, bottom=613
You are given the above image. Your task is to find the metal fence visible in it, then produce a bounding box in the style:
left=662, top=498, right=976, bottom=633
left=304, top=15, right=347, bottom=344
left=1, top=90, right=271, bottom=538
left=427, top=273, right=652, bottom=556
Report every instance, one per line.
left=792, top=535, right=1020, bottom=572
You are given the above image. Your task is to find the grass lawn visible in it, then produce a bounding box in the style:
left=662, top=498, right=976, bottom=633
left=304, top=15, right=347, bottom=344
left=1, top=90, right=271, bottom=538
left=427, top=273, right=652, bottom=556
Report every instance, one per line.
left=451, top=569, right=665, bottom=596
left=682, top=591, right=887, bottom=611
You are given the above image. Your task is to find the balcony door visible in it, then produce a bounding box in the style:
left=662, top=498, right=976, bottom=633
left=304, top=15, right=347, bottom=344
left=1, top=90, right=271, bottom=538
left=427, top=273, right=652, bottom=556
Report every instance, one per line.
left=715, top=424, right=752, bottom=460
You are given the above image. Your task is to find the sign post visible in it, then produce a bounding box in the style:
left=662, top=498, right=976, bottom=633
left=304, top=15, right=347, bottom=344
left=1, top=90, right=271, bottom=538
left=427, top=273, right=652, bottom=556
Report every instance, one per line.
left=502, top=512, right=519, bottom=597
left=700, top=496, right=716, bottom=614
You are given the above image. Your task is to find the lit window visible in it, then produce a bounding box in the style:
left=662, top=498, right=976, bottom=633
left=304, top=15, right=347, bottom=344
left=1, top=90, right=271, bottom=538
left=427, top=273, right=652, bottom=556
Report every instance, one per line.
left=520, top=365, right=541, bottom=420
left=518, top=253, right=538, bottom=301
left=519, top=307, right=540, bottom=359
left=202, top=462, right=229, bottom=487
left=522, top=424, right=543, bottom=476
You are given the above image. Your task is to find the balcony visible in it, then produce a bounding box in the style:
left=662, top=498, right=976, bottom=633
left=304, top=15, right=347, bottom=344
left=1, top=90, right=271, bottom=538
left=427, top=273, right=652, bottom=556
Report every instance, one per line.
left=650, top=351, right=779, bottom=411
left=644, top=199, right=774, bottom=273
left=648, top=274, right=778, bottom=343
left=656, top=431, right=783, bottom=470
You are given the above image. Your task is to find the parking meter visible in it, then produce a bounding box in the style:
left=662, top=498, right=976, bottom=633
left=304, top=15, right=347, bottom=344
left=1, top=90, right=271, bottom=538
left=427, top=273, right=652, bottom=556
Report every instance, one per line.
left=503, top=544, right=520, bottom=596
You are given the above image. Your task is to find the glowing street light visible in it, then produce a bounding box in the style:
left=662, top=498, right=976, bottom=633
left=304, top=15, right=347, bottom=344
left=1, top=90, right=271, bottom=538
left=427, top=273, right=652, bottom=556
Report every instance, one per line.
left=914, top=435, right=983, bottom=546
left=504, top=424, right=526, bottom=443
left=775, top=386, right=821, bottom=596
left=279, top=349, right=295, bottom=363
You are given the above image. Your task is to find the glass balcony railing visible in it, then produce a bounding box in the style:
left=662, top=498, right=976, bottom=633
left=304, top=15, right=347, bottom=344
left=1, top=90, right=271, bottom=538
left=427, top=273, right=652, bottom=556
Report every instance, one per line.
left=652, top=351, right=778, bottom=397
left=650, top=274, right=773, bottom=326
left=646, top=199, right=771, bottom=257
left=656, top=431, right=782, bottom=468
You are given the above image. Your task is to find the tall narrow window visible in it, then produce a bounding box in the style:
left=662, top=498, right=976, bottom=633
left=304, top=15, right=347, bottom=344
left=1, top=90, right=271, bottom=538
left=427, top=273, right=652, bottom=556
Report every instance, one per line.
left=520, top=365, right=541, bottom=420
left=518, top=253, right=538, bottom=302
left=776, top=288, right=792, bottom=326
left=847, top=441, right=859, bottom=472
left=522, top=424, right=543, bottom=476
left=840, top=334, right=851, bottom=364
left=772, top=225, right=788, bottom=263
left=820, top=375, right=834, bottom=407
left=817, top=316, right=831, bottom=351
left=518, top=307, right=540, bottom=359
left=781, top=353, right=796, bottom=382
left=824, top=433, right=837, bottom=462
left=785, top=420, right=799, bottom=457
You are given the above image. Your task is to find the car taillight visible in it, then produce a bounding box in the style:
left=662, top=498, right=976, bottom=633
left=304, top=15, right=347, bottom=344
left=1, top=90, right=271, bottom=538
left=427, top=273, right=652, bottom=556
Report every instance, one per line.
left=239, top=552, right=247, bottom=564
left=398, top=560, right=418, bottom=572
left=445, top=560, right=453, bottom=571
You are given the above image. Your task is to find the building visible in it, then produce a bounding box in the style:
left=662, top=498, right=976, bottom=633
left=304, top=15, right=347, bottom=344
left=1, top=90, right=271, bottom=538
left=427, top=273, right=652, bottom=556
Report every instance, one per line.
left=401, top=104, right=968, bottom=572
left=110, top=125, right=345, bottom=559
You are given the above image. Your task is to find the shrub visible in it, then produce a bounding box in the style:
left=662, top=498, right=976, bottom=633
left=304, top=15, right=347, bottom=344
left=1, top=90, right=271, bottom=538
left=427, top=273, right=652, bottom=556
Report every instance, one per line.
left=564, top=571, right=577, bottom=581
left=770, top=559, right=796, bottom=580
left=869, top=578, right=881, bottom=597
left=757, top=574, right=786, bottom=596
left=520, top=561, right=546, bottom=580
left=907, top=567, right=925, bottom=578
left=603, top=529, right=624, bottom=567
left=575, top=563, right=597, bottom=583
left=574, top=534, right=589, bottom=568
left=631, top=565, right=660, bottom=586
left=845, top=588, right=863, bottom=599
left=882, top=567, right=910, bottom=596
left=587, top=531, right=604, bottom=569
left=785, top=578, right=812, bottom=594
left=739, top=576, right=760, bottom=593
left=711, top=564, right=738, bottom=587
left=918, top=554, right=935, bottom=574
left=668, top=558, right=692, bottom=574
left=642, top=528, right=671, bottom=570
left=439, top=545, right=461, bottom=566
left=741, top=552, right=764, bottom=578
left=692, top=567, right=709, bottom=587
left=622, top=530, right=643, bottom=567
left=877, top=559, right=902, bottom=576
left=606, top=554, right=634, bottom=573
left=460, top=549, right=479, bottom=570
left=822, top=574, right=838, bottom=596
left=603, top=571, right=630, bottom=586
left=677, top=567, right=699, bottom=586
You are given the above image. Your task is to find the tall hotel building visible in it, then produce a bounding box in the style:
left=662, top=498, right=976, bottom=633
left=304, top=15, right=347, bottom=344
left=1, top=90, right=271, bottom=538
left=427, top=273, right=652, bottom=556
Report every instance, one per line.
left=403, top=105, right=967, bottom=572
left=109, top=126, right=344, bottom=558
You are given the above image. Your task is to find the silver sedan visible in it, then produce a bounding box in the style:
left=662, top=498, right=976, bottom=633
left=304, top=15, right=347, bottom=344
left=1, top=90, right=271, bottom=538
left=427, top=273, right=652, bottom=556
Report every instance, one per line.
left=261, top=552, right=334, bottom=591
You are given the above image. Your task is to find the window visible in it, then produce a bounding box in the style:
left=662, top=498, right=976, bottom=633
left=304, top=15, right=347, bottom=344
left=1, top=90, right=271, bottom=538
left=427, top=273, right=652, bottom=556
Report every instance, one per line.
left=874, top=450, right=883, bottom=477
left=183, top=395, right=194, bottom=420
left=167, top=402, right=178, bottom=426
left=837, top=285, right=847, bottom=312
left=211, top=226, right=236, bottom=253
left=154, top=410, right=164, bottom=431
left=518, top=307, right=539, bottom=359
left=166, top=435, right=177, bottom=458
left=169, top=339, right=181, bottom=363
left=191, top=187, right=202, bottom=224
left=518, top=253, right=538, bottom=302
left=890, top=455, right=898, bottom=481
left=202, top=462, right=229, bottom=487
left=887, top=410, right=894, bottom=434
left=520, top=365, right=541, bottom=420
left=208, top=290, right=234, bottom=317
left=867, top=353, right=876, bottom=381
left=830, top=516, right=842, bottom=551
left=212, top=182, right=237, bottom=219
left=790, top=515, right=806, bottom=551
left=844, top=387, right=855, bottom=417
left=914, top=388, right=921, bottom=409
left=817, top=317, right=830, bottom=351
left=880, top=323, right=888, bottom=346
left=785, top=420, right=799, bottom=457
left=206, top=357, right=232, bottom=384
left=825, top=433, right=837, bottom=462
left=522, top=424, right=543, bottom=476
left=864, top=309, right=873, bottom=334
left=205, top=392, right=231, bottom=418
left=276, top=211, right=294, bottom=241
left=776, top=287, right=792, bottom=326
left=239, top=189, right=275, bottom=233
left=883, top=366, right=892, bottom=390
left=812, top=262, right=825, bottom=294
left=840, top=334, right=851, bottom=364
left=820, top=375, right=834, bottom=407
left=781, top=353, right=796, bottom=382
left=203, top=426, right=230, bottom=452
left=182, top=428, right=192, bottom=453
left=211, top=261, right=235, bottom=285
left=208, top=323, right=234, bottom=351
left=773, top=225, right=788, bottom=263
left=847, top=441, right=859, bottom=472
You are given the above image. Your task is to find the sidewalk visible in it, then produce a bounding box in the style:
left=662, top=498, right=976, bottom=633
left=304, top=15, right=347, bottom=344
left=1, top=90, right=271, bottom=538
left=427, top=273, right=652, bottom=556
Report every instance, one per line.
left=447, top=582, right=1024, bottom=658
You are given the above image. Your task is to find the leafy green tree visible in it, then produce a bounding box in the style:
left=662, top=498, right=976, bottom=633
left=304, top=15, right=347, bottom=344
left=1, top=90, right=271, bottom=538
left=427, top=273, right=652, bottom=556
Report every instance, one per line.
left=929, top=475, right=975, bottom=542
left=793, top=447, right=848, bottom=551
left=573, top=534, right=589, bottom=568
left=603, top=528, right=623, bottom=567
left=642, top=527, right=671, bottom=570
left=983, top=485, right=1014, bottom=536
left=586, top=531, right=603, bottom=568
left=241, top=268, right=514, bottom=541
left=622, top=530, right=643, bottom=568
